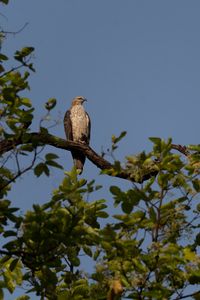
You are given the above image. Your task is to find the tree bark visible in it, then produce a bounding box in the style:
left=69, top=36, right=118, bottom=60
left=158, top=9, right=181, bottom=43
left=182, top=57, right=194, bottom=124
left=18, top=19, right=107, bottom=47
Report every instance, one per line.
left=0, top=132, right=187, bottom=183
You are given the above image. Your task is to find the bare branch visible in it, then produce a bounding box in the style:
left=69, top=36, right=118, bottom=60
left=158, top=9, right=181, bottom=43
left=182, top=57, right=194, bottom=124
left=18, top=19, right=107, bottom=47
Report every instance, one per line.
left=0, top=63, right=25, bottom=78
left=174, top=290, right=200, bottom=300
left=0, top=148, right=37, bottom=191
left=171, top=144, right=189, bottom=156
left=0, top=22, right=29, bottom=36
left=0, top=132, right=158, bottom=183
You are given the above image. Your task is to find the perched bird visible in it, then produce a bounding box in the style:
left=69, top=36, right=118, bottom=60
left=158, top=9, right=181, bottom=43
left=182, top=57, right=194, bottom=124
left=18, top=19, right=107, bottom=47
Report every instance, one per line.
left=64, top=96, right=91, bottom=174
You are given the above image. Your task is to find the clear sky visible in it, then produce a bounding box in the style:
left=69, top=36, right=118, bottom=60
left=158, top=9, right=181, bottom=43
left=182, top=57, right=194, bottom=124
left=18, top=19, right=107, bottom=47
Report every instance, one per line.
left=1, top=0, right=200, bottom=298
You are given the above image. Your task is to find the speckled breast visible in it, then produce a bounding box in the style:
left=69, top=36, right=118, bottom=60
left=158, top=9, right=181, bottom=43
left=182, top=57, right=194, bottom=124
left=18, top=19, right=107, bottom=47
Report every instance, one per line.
left=70, top=105, right=89, bottom=142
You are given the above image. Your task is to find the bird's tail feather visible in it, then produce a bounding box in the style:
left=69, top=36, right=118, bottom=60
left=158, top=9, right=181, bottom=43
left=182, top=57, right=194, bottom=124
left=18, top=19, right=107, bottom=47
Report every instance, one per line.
left=72, top=151, right=86, bottom=175
left=74, top=159, right=83, bottom=174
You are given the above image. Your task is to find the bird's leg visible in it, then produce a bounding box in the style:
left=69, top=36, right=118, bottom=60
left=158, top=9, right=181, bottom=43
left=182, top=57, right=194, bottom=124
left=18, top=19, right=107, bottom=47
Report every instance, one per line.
left=80, top=134, right=89, bottom=144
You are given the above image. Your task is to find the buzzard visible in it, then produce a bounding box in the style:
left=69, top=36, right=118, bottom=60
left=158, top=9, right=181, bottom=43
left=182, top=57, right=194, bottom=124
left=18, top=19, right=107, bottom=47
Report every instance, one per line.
left=64, top=96, right=91, bottom=174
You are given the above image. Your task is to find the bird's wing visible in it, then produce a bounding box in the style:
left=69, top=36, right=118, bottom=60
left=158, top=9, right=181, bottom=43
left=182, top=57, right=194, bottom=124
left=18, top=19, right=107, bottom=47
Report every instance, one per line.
left=64, top=110, right=73, bottom=140
left=86, top=112, right=91, bottom=144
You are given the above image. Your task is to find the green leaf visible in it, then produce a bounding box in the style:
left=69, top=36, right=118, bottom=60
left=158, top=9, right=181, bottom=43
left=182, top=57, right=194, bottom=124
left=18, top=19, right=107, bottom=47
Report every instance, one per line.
left=15, top=296, right=30, bottom=300
left=121, top=200, right=133, bottom=214
left=2, top=87, right=16, bottom=101
left=40, top=127, right=49, bottom=135
left=0, top=256, right=11, bottom=263
left=193, top=179, right=200, bottom=192
left=183, top=247, right=196, bottom=261
left=111, top=131, right=127, bottom=152
left=149, top=137, right=161, bottom=144
left=110, top=186, right=122, bottom=196
left=113, top=131, right=127, bottom=144
left=193, top=292, right=200, bottom=300
left=45, top=153, right=59, bottom=160
left=0, top=64, right=4, bottom=73
left=34, top=163, right=50, bottom=177
left=3, top=230, right=17, bottom=237
left=96, top=211, right=109, bottom=218
left=57, top=292, right=70, bottom=300
left=19, top=145, right=34, bottom=152
left=45, top=98, right=57, bottom=110
left=27, top=63, right=35, bottom=72
left=0, top=0, right=9, bottom=4
left=14, top=47, right=35, bottom=62
left=44, top=165, right=50, bottom=176
left=21, top=98, right=32, bottom=108
left=34, top=163, right=45, bottom=177
left=188, top=272, right=200, bottom=284
left=149, top=207, right=157, bottom=222
left=9, top=259, right=19, bottom=272
left=195, top=233, right=200, bottom=246
left=93, top=249, right=101, bottom=261
left=188, top=144, right=200, bottom=152
left=83, top=245, right=93, bottom=257
left=0, top=54, right=8, bottom=61
left=46, top=160, right=63, bottom=169
left=69, top=256, right=80, bottom=267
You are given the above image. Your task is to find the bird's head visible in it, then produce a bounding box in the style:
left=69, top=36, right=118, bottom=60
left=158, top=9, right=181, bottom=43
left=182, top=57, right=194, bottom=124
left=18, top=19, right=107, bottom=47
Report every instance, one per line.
left=72, top=96, right=87, bottom=106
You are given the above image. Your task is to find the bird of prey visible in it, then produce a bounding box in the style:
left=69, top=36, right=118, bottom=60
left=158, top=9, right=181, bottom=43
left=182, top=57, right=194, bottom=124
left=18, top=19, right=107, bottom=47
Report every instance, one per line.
left=64, top=96, right=91, bottom=174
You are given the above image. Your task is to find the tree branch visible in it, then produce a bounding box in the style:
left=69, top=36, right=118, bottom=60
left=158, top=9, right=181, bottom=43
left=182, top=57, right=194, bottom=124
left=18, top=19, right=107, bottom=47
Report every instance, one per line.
left=171, top=144, right=189, bottom=156
left=0, top=22, right=29, bottom=36
left=174, top=290, right=200, bottom=299
left=0, top=148, right=38, bottom=191
left=0, top=131, right=113, bottom=168
left=0, top=132, right=188, bottom=183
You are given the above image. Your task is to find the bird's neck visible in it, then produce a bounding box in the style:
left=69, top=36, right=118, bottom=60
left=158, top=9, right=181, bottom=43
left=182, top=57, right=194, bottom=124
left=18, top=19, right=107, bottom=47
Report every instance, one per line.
left=71, top=104, right=85, bottom=113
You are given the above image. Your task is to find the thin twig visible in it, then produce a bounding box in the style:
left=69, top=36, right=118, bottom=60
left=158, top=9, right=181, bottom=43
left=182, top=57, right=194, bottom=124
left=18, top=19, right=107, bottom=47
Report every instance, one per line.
left=0, top=63, right=24, bottom=78
left=0, top=148, right=37, bottom=191
left=171, top=144, right=189, bottom=156
left=0, top=22, right=29, bottom=36
left=174, top=290, right=200, bottom=299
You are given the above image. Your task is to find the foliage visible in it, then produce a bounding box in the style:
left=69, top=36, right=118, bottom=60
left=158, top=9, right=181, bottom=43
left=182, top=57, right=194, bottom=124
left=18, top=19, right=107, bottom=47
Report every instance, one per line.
left=0, top=9, right=200, bottom=300
left=0, top=0, right=9, bottom=5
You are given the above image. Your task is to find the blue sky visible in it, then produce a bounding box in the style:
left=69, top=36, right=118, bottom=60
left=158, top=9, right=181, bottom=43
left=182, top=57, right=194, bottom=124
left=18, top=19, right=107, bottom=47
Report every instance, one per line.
left=1, top=0, right=200, bottom=298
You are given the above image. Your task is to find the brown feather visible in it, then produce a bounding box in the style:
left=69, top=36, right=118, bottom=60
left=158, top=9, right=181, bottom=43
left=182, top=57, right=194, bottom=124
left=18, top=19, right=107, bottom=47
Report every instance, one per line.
left=64, top=98, right=91, bottom=174
left=64, top=110, right=73, bottom=140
